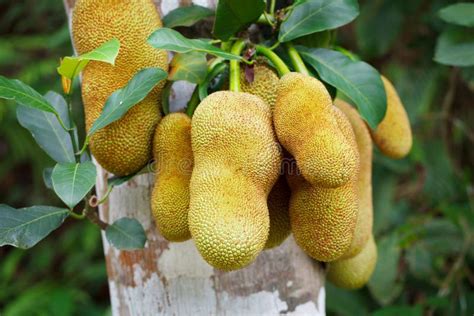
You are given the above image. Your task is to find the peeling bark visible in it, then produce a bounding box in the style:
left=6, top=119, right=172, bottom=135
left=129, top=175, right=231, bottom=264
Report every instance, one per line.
left=63, top=1, right=325, bottom=315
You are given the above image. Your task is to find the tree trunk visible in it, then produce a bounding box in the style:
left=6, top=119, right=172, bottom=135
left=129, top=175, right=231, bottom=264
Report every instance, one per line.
left=63, top=1, right=325, bottom=315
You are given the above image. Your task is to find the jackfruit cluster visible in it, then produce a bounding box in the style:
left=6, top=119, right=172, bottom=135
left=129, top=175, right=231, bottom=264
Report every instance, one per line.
left=72, top=0, right=168, bottom=176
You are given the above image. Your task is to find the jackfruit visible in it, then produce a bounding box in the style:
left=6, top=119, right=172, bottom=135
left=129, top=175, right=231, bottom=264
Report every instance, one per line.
left=335, top=99, right=373, bottom=259
left=240, top=61, right=279, bottom=107
left=151, top=113, right=193, bottom=242
left=274, top=72, right=358, bottom=188
left=265, top=176, right=291, bottom=249
left=189, top=91, right=281, bottom=271
left=72, top=0, right=168, bottom=176
left=370, top=76, right=412, bottom=159
left=288, top=107, right=359, bottom=262
left=327, top=235, right=377, bottom=289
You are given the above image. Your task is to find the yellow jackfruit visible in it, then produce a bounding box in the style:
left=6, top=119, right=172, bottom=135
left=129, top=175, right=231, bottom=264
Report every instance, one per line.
left=151, top=113, right=193, bottom=242
left=189, top=91, right=281, bottom=271
left=370, top=76, right=412, bottom=159
left=265, top=176, right=291, bottom=249
left=335, top=99, right=373, bottom=259
left=327, top=235, right=377, bottom=289
left=274, top=72, right=358, bottom=188
left=288, top=107, right=359, bottom=262
left=72, top=0, right=168, bottom=176
left=240, top=61, right=279, bottom=107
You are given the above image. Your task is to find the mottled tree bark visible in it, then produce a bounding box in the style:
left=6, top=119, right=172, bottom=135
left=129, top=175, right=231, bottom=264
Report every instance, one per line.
left=63, top=1, right=325, bottom=315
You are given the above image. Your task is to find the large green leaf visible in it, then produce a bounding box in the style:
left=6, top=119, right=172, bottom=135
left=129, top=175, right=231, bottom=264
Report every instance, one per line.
left=163, top=5, right=214, bottom=28
left=51, top=162, right=97, bottom=209
left=57, top=38, right=120, bottom=79
left=169, top=52, right=208, bottom=84
left=88, top=67, right=167, bottom=136
left=0, top=76, right=57, bottom=114
left=438, top=3, right=474, bottom=27
left=105, top=218, right=146, bottom=250
left=298, top=47, right=386, bottom=128
left=16, top=91, right=75, bottom=163
left=434, top=27, right=474, bottom=67
left=373, top=305, right=423, bottom=316
left=368, top=233, right=403, bottom=305
left=213, top=0, right=265, bottom=41
left=148, top=28, right=242, bottom=60
left=279, top=0, right=359, bottom=42
left=0, top=205, right=69, bottom=249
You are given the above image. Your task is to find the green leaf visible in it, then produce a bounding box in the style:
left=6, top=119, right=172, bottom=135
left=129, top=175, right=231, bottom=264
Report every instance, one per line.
left=169, top=52, right=208, bottom=84
left=373, top=305, right=423, bottom=316
left=51, top=162, right=97, bottom=209
left=148, top=28, right=242, bottom=60
left=163, top=5, right=214, bottom=28
left=355, top=0, right=404, bottom=58
left=406, top=242, right=433, bottom=280
left=0, top=205, right=69, bottom=249
left=43, top=167, right=53, bottom=189
left=213, top=0, right=265, bottom=41
left=16, top=91, right=75, bottom=163
left=298, top=47, right=386, bottom=128
left=0, top=76, right=57, bottom=114
left=88, top=67, right=167, bottom=136
left=326, top=283, right=370, bottom=316
left=368, top=233, right=403, bottom=305
left=57, top=38, right=120, bottom=79
left=434, top=27, right=474, bottom=67
left=105, top=218, right=146, bottom=250
left=279, top=0, right=359, bottom=42
left=439, top=3, right=474, bottom=27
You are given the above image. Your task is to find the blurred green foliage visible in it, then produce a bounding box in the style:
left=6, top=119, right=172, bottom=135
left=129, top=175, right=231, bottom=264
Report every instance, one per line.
left=328, top=0, right=474, bottom=315
left=0, top=1, right=108, bottom=314
left=0, top=0, right=472, bottom=315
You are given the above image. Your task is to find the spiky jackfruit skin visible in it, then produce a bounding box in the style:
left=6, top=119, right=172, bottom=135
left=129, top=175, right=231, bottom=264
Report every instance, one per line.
left=370, top=76, right=412, bottom=159
left=189, top=91, right=281, bottom=271
left=240, top=61, right=279, bottom=107
left=72, top=0, right=168, bottom=176
left=327, top=235, right=377, bottom=289
left=335, top=100, right=374, bottom=259
left=288, top=107, right=359, bottom=262
left=151, top=113, right=193, bottom=242
left=274, top=72, right=358, bottom=188
left=265, top=176, right=291, bottom=249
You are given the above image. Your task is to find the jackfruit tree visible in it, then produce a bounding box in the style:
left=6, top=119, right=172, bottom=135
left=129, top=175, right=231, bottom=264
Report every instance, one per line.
left=2, top=0, right=471, bottom=314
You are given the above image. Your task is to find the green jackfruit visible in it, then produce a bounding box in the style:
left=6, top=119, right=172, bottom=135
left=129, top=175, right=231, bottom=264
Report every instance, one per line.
left=370, top=76, right=412, bottom=159
left=288, top=106, right=359, bottom=262
left=327, top=235, right=377, bottom=289
left=151, top=113, right=193, bottom=242
left=72, top=0, right=168, bottom=176
left=189, top=91, right=281, bottom=271
left=274, top=72, right=358, bottom=188
left=335, top=99, right=373, bottom=259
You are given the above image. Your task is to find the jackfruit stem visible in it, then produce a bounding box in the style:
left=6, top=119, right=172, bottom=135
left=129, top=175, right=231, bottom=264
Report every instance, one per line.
left=255, top=45, right=290, bottom=77
left=161, top=81, right=173, bottom=115
left=286, top=43, right=310, bottom=76
left=185, top=86, right=200, bottom=117
left=229, top=39, right=247, bottom=92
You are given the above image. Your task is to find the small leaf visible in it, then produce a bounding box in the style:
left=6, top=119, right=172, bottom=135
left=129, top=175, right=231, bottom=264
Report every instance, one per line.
left=163, top=5, right=214, bottom=28
left=0, top=204, right=69, bottom=249
left=438, top=3, right=474, bottom=27
left=148, top=28, right=242, bottom=61
left=57, top=38, right=120, bottom=79
left=368, top=233, right=403, bottom=305
left=298, top=47, right=386, bottom=128
left=52, top=161, right=97, bottom=209
left=43, top=168, right=53, bottom=189
left=88, top=68, right=167, bottom=136
left=434, top=27, right=474, bottom=67
left=169, top=52, right=208, bottom=84
left=279, top=0, right=359, bottom=42
left=105, top=218, right=146, bottom=250
left=17, top=91, right=75, bottom=163
left=213, top=0, right=265, bottom=41
left=0, top=76, right=57, bottom=114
